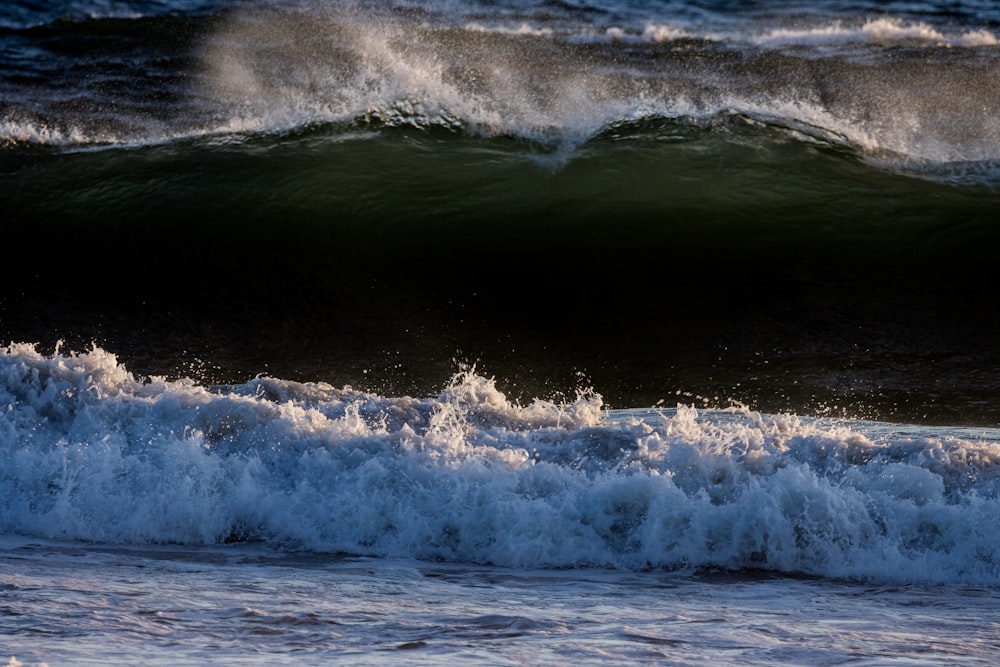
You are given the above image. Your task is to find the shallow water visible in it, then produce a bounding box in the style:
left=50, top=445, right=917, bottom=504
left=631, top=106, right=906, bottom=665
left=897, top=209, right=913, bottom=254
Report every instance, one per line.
left=4, top=538, right=1000, bottom=666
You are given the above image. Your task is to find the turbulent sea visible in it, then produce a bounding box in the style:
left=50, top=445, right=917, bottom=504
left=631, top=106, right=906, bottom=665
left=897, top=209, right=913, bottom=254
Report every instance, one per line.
left=3, top=0, right=1000, bottom=664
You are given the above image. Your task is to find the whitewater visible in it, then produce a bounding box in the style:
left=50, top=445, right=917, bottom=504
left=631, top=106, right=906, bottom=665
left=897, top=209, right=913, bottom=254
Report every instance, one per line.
left=4, top=342, right=1000, bottom=583
left=3, top=344, right=1000, bottom=665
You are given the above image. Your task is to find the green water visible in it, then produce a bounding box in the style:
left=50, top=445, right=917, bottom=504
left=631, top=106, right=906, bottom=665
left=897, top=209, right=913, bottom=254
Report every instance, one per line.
left=2, top=122, right=998, bottom=424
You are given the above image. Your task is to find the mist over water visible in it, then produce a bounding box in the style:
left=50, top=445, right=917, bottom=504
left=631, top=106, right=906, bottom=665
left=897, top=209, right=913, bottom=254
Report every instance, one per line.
left=3, top=0, right=999, bottom=174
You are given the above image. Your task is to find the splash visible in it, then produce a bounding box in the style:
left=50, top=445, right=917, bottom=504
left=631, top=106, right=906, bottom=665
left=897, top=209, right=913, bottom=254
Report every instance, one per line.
left=192, top=2, right=1000, bottom=174
left=3, top=343, right=1000, bottom=585
left=3, top=1, right=998, bottom=177
left=197, top=2, right=629, bottom=147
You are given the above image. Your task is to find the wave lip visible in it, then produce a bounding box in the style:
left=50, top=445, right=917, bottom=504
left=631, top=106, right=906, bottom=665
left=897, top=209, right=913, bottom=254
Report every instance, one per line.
left=2, top=343, right=1000, bottom=586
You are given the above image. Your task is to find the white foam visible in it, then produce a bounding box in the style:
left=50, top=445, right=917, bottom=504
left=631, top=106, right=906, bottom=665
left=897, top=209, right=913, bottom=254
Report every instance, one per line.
left=463, top=21, right=554, bottom=39
left=0, top=114, right=265, bottom=150
left=565, top=23, right=692, bottom=44
left=3, top=343, right=1000, bottom=586
left=754, top=18, right=999, bottom=49
left=0, top=120, right=118, bottom=147
left=186, top=4, right=1000, bottom=176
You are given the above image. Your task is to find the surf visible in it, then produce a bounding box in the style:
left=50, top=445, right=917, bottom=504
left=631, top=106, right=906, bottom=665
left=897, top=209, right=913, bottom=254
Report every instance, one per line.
left=2, top=1, right=998, bottom=184
left=3, top=342, right=1000, bottom=585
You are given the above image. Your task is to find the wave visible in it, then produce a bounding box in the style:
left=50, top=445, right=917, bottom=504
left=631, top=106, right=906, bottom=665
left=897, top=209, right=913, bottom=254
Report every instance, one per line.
left=477, top=17, right=1000, bottom=49
left=2, top=2, right=999, bottom=182
left=0, top=0, right=223, bottom=30
left=3, top=343, right=999, bottom=586
left=193, top=6, right=1000, bottom=169
left=749, top=17, right=999, bottom=49
left=5, top=111, right=998, bottom=193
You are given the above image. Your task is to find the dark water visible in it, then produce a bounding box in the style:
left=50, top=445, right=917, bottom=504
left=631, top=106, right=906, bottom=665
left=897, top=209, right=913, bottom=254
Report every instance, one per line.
left=2, top=0, right=1000, bottom=425
left=5, top=123, right=998, bottom=425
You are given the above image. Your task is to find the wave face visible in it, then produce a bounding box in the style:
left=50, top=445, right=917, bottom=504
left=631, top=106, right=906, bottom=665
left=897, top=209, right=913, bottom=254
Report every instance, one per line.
left=2, top=0, right=1000, bottom=426
left=3, top=115, right=998, bottom=426
left=3, top=344, right=1000, bottom=586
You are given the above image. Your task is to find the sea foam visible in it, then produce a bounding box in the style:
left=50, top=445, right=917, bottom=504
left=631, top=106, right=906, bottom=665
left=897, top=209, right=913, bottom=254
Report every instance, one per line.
left=753, top=18, right=999, bottom=49
left=2, top=343, right=999, bottom=586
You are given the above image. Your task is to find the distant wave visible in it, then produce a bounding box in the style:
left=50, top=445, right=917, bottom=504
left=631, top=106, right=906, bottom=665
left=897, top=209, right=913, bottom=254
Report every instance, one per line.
left=0, top=0, right=222, bottom=30
left=749, top=17, right=999, bottom=48
left=2, top=2, right=998, bottom=182
left=200, top=7, right=1000, bottom=168
left=473, top=17, right=1000, bottom=49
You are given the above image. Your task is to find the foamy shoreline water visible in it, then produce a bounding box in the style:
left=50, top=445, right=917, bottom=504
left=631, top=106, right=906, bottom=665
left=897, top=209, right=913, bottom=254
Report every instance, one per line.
left=4, top=537, right=1000, bottom=667
left=3, top=343, right=999, bottom=586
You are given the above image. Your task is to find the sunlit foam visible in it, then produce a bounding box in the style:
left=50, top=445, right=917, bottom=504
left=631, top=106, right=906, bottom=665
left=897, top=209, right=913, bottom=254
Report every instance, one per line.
left=3, top=342, right=1000, bottom=584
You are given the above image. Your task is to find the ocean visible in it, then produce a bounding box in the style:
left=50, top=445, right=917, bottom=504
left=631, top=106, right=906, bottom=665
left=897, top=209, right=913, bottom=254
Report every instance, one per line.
left=2, top=0, right=1000, bottom=664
